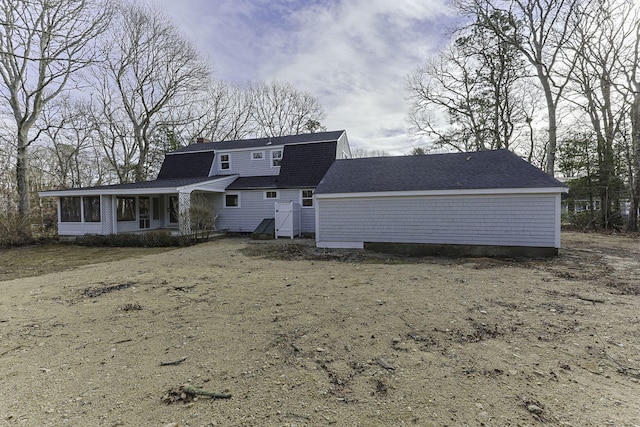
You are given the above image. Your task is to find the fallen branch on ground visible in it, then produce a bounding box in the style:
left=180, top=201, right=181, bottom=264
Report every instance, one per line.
left=182, top=386, right=232, bottom=399
left=160, top=357, right=187, bottom=366
left=574, top=295, right=605, bottom=304
left=377, top=357, right=395, bottom=370
left=84, top=282, right=136, bottom=298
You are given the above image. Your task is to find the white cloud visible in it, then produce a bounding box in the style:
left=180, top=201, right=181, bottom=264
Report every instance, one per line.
left=149, top=0, right=454, bottom=154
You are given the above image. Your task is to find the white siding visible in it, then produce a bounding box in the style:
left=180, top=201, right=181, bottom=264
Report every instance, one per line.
left=215, top=189, right=315, bottom=233
left=211, top=147, right=283, bottom=176
left=336, top=132, right=351, bottom=159
left=316, top=193, right=561, bottom=248
left=57, top=222, right=103, bottom=236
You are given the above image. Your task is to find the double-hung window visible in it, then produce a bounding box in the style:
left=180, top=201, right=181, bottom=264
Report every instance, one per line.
left=271, top=150, right=282, bottom=167
left=220, top=154, right=230, bottom=170
left=302, top=190, right=313, bottom=207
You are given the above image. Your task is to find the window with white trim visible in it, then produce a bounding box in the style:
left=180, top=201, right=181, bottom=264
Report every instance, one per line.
left=60, top=197, right=81, bottom=222
left=301, top=189, right=313, bottom=207
left=252, top=151, right=264, bottom=160
left=271, top=150, right=282, bottom=167
left=225, top=194, right=239, bottom=207
left=265, top=191, right=278, bottom=199
left=220, top=154, right=230, bottom=170
left=116, top=197, right=136, bottom=221
left=83, top=196, right=101, bottom=222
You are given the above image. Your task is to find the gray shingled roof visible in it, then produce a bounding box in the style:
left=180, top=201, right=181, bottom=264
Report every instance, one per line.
left=157, top=151, right=215, bottom=179
left=172, top=130, right=345, bottom=153
left=226, top=141, right=338, bottom=190
left=277, top=141, right=337, bottom=187
left=76, top=177, right=217, bottom=191
left=38, top=176, right=224, bottom=196
left=315, top=150, right=566, bottom=194
left=226, top=176, right=279, bottom=190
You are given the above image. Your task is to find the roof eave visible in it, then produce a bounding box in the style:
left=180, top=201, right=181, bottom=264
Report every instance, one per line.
left=38, top=176, right=238, bottom=197
left=39, top=187, right=181, bottom=197
left=315, top=187, right=568, bottom=199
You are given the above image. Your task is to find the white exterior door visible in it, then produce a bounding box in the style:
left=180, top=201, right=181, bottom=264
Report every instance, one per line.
left=275, top=202, right=301, bottom=239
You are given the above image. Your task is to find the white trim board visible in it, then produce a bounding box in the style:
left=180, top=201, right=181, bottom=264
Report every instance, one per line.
left=315, top=187, right=568, bottom=200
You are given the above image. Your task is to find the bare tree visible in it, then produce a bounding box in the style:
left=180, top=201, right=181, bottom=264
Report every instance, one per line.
left=625, top=8, right=640, bottom=230
left=37, top=98, right=103, bottom=188
left=458, top=0, right=581, bottom=175
left=564, top=0, right=634, bottom=228
left=0, top=0, right=111, bottom=221
left=0, top=131, right=15, bottom=213
left=408, top=12, right=528, bottom=154
left=91, top=1, right=210, bottom=182
left=181, top=80, right=256, bottom=144
left=248, top=81, right=325, bottom=137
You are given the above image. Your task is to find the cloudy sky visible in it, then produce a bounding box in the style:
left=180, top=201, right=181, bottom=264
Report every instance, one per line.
left=149, top=0, right=455, bottom=154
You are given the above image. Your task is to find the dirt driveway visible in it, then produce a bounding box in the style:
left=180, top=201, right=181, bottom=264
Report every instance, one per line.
left=0, top=231, right=639, bottom=426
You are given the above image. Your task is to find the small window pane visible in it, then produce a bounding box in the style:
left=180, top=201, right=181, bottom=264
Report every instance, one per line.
left=225, top=194, right=239, bottom=207
left=117, top=197, right=136, bottom=221
left=83, top=196, right=101, bottom=222
left=271, top=150, right=282, bottom=167
left=220, top=154, right=230, bottom=170
left=152, top=198, right=160, bottom=220
left=169, top=196, right=179, bottom=223
left=265, top=191, right=277, bottom=199
left=60, top=197, right=81, bottom=222
left=302, top=190, right=313, bottom=207
left=252, top=152, right=264, bottom=160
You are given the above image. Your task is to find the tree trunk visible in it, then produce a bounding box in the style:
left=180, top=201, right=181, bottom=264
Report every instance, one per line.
left=538, top=69, right=557, bottom=176
left=627, top=89, right=640, bottom=231
left=16, top=131, right=30, bottom=219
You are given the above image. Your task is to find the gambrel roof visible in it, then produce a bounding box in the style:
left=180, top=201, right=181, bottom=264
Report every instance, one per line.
left=40, top=131, right=347, bottom=196
left=226, top=141, right=338, bottom=190
left=157, top=151, right=215, bottom=179
left=316, top=149, right=566, bottom=195
left=170, top=130, right=346, bottom=154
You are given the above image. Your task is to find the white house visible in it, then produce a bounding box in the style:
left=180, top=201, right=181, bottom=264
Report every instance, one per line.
left=314, top=150, right=568, bottom=256
left=39, top=131, right=351, bottom=237
left=40, top=132, right=568, bottom=256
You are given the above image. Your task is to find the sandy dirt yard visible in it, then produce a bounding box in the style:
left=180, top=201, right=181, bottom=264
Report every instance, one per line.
left=1, top=231, right=639, bottom=427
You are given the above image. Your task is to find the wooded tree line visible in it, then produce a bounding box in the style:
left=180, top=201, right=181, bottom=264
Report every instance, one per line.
left=2, top=0, right=639, bottom=241
left=408, top=0, right=640, bottom=230
left=0, top=0, right=324, bottom=239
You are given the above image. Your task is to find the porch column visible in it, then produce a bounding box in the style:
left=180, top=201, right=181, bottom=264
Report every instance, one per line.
left=101, top=195, right=114, bottom=235
left=178, top=191, right=191, bottom=235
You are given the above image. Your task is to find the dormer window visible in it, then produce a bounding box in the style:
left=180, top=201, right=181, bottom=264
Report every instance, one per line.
left=220, top=154, right=230, bottom=170
left=271, top=150, right=282, bottom=167
left=252, top=151, right=264, bottom=160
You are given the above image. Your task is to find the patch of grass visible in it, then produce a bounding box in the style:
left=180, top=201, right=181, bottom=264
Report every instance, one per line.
left=0, top=243, right=172, bottom=282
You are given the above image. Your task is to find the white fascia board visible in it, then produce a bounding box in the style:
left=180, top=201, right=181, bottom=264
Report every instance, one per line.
left=216, top=144, right=285, bottom=154
left=167, top=148, right=215, bottom=155
left=177, top=175, right=238, bottom=193
left=315, top=187, right=568, bottom=200
left=39, top=187, right=180, bottom=197
left=213, top=135, right=344, bottom=154
left=39, top=176, right=240, bottom=198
